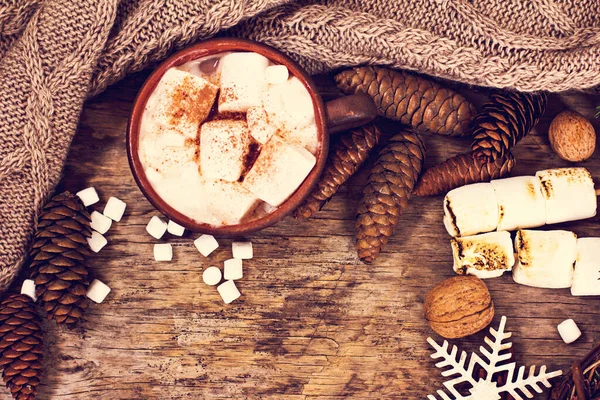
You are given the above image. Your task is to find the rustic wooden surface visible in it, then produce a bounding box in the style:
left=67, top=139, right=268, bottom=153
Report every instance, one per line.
left=23, top=70, right=600, bottom=400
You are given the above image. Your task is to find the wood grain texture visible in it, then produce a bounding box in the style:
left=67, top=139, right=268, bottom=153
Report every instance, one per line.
left=23, top=70, right=600, bottom=400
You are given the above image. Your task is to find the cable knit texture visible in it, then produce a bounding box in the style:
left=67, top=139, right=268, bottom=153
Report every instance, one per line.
left=0, top=0, right=599, bottom=292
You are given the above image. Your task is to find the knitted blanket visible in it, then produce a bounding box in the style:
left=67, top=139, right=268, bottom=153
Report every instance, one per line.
left=0, top=0, right=599, bottom=292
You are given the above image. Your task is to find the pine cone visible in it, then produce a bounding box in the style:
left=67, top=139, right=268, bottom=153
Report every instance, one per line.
left=335, top=66, right=477, bottom=137
left=29, top=192, right=92, bottom=328
left=471, top=91, right=548, bottom=160
left=295, top=124, right=382, bottom=218
left=413, top=151, right=516, bottom=196
left=0, top=293, right=44, bottom=400
left=356, top=128, right=426, bottom=264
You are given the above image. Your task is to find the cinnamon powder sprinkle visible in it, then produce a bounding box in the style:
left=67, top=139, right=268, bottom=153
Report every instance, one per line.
left=167, top=75, right=217, bottom=128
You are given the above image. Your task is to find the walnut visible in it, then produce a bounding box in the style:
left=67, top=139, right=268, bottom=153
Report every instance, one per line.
left=549, top=110, right=596, bottom=162
left=424, top=275, right=494, bottom=339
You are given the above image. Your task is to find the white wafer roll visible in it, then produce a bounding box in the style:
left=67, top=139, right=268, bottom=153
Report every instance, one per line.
left=443, top=183, right=499, bottom=237
left=513, top=230, right=577, bottom=289
left=451, top=231, right=515, bottom=279
left=491, top=176, right=546, bottom=232
left=536, top=168, right=597, bottom=225
left=571, top=238, right=600, bottom=296
left=218, top=52, right=270, bottom=113
left=200, top=120, right=251, bottom=182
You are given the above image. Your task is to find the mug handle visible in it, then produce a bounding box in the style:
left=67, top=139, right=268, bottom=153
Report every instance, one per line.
left=324, top=93, right=378, bottom=134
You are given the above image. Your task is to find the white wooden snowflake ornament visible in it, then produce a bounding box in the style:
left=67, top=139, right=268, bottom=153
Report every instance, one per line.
left=427, top=316, right=562, bottom=400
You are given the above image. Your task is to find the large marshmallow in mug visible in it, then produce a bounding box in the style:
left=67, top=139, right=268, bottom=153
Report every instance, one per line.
left=218, top=52, right=270, bottom=113
left=491, top=176, right=546, bottom=232
left=536, top=168, right=597, bottom=225
left=200, top=120, right=251, bottom=182
left=512, top=229, right=577, bottom=289
left=148, top=68, right=218, bottom=139
left=203, top=180, right=260, bottom=226
left=262, top=77, right=315, bottom=131
left=443, top=183, right=499, bottom=237
left=139, top=129, right=195, bottom=176
left=246, top=106, right=276, bottom=144
left=571, top=238, right=600, bottom=296
left=280, top=122, right=320, bottom=155
left=451, top=231, right=515, bottom=279
left=242, top=135, right=316, bottom=206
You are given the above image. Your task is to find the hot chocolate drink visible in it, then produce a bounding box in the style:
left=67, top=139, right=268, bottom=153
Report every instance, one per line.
left=138, top=51, right=319, bottom=227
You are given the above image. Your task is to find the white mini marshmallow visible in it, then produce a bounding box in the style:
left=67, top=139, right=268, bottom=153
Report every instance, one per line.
left=87, top=231, right=107, bottom=253
left=86, top=279, right=111, bottom=304
left=557, top=319, right=581, bottom=344
left=154, top=243, right=173, bottom=261
left=491, top=176, right=546, bottom=232
left=443, top=183, right=499, bottom=237
left=200, top=120, right=251, bottom=182
left=146, top=216, right=168, bottom=239
left=90, top=211, right=112, bottom=234
left=103, top=197, right=127, bottom=222
left=280, top=122, right=320, bottom=155
left=217, top=280, right=241, bottom=304
left=167, top=220, right=185, bottom=236
left=242, top=135, right=316, bottom=206
left=20, top=279, right=37, bottom=302
left=76, top=187, right=99, bottom=207
left=265, top=65, right=289, bottom=84
left=513, top=230, right=577, bottom=289
left=537, top=168, right=597, bottom=225
left=194, top=234, right=219, bottom=257
left=224, top=258, right=243, bottom=280
left=262, top=77, right=315, bottom=131
left=571, top=238, right=600, bottom=296
left=246, top=106, right=276, bottom=144
left=451, top=231, right=515, bottom=279
left=232, top=241, right=253, bottom=260
left=218, top=52, right=270, bottom=113
left=203, top=266, right=222, bottom=286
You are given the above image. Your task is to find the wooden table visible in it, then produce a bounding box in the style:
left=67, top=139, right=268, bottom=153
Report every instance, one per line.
left=37, top=70, right=600, bottom=399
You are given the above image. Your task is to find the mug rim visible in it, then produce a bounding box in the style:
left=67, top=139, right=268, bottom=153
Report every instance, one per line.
left=127, top=38, right=329, bottom=236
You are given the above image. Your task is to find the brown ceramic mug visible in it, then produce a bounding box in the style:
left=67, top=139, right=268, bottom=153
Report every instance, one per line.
left=127, top=38, right=376, bottom=235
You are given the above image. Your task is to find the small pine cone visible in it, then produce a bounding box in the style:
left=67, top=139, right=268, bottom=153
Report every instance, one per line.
left=295, top=124, right=382, bottom=218
left=335, top=66, right=477, bottom=137
left=29, top=192, right=92, bottom=328
left=471, top=91, right=548, bottom=160
left=356, top=128, right=426, bottom=264
left=0, top=293, right=44, bottom=400
left=413, top=151, right=516, bottom=196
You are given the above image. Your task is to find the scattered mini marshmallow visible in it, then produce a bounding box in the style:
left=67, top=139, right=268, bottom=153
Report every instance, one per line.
left=86, top=279, right=111, bottom=304
left=90, top=211, right=112, bottom=234
left=450, top=231, right=515, bottom=279
left=103, top=196, right=127, bottom=222
left=218, top=52, right=270, bottom=113
left=217, top=280, right=241, bottom=304
left=224, top=258, right=243, bottom=280
left=232, top=241, right=253, bottom=260
left=200, top=120, right=251, bottom=182
left=167, top=220, right=185, bottom=236
left=87, top=231, right=108, bottom=253
left=76, top=187, right=99, bottom=207
left=146, top=216, right=168, bottom=239
left=571, top=238, right=600, bottom=296
left=557, top=319, right=581, bottom=344
left=265, top=65, right=289, bottom=84
left=20, top=279, right=37, bottom=302
left=154, top=243, right=173, bottom=261
left=194, top=234, right=219, bottom=257
left=202, top=266, right=222, bottom=286
left=443, top=183, right=499, bottom=237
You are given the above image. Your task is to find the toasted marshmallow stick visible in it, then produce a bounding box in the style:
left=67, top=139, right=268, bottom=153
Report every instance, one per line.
left=536, top=168, right=597, bottom=225
left=218, top=52, right=269, bottom=113
left=451, top=231, right=515, bottom=279
left=443, top=183, right=499, bottom=237
left=491, top=176, right=546, bottom=232
left=571, top=238, right=600, bottom=296
left=513, top=230, right=577, bottom=289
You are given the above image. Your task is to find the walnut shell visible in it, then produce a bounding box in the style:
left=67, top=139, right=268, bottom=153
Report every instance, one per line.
left=548, top=110, right=596, bottom=162
left=424, top=275, right=494, bottom=339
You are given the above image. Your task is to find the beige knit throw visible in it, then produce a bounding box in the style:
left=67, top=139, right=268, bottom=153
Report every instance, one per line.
left=0, top=0, right=599, bottom=293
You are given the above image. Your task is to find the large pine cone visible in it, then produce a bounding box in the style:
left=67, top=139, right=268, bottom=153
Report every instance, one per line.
left=295, top=124, right=382, bottom=218
left=335, top=66, right=477, bottom=137
left=29, top=192, right=92, bottom=328
left=471, top=91, right=548, bottom=160
left=413, top=151, right=516, bottom=196
left=356, top=128, right=426, bottom=264
left=0, top=294, right=44, bottom=400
